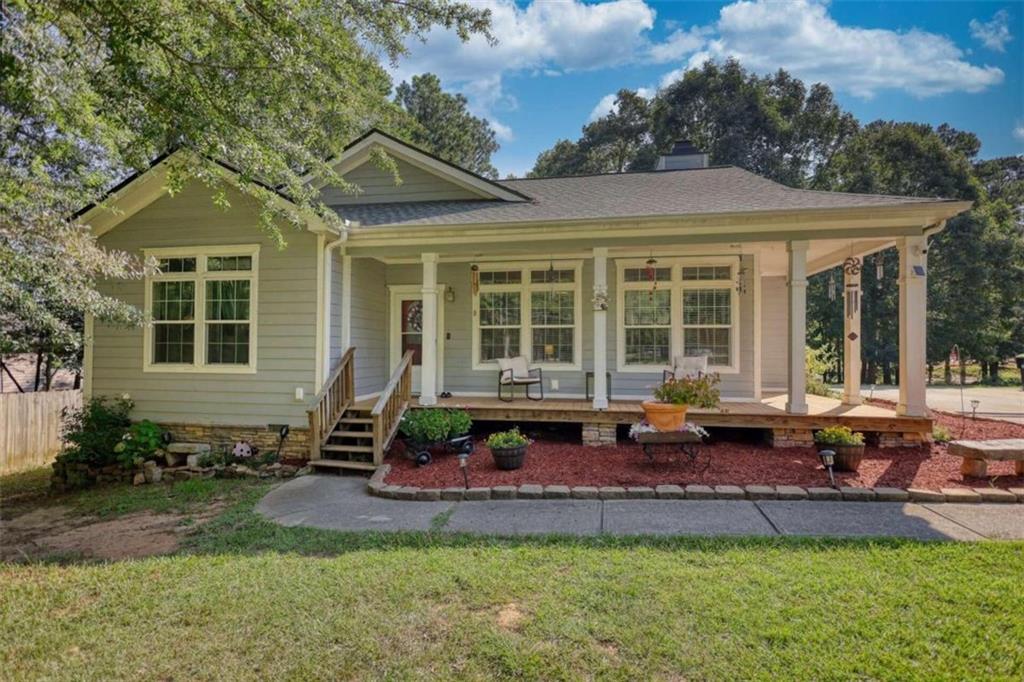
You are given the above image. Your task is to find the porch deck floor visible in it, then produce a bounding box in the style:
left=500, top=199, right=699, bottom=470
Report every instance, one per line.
left=391, top=393, right=932, bottom=434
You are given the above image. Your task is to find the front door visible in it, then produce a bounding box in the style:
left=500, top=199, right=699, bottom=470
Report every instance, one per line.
left=389, top=286, right=444, bottom=395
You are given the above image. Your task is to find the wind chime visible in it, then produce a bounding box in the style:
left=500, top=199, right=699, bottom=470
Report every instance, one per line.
left=735, top=263, right=748, bottom=295
left=875, top=257, right=884, bottom=289
left=843, top=256, right=862, bottom=320
left=645, top=251, right=658, bottom=302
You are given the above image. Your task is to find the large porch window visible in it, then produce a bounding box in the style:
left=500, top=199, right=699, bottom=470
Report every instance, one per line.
left=473, top=262, right=582, bottom=370
left=143, top=245, right=259, bottom=373
left=617, top=259, right=739, bottom=373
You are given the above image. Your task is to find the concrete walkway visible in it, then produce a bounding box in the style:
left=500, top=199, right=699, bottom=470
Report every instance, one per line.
left=258, top=476, right=1024, bottom=542
left=859, top=385, right=1024, bottom=424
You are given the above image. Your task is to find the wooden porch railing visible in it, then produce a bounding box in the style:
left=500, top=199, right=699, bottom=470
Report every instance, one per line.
left=307, top=347, right=355, bottom=460
left=371, top=350, right=414, bottom=464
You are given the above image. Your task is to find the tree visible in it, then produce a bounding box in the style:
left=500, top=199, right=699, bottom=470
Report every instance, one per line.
left=529, top=62, right=856, bottom=185
left=651, top=60, right=856, bottom=186
left=394, top=73, right=499, bottom=178
left=1, top=0, right=492, bottom=361
left=528, top=90, right=655, bottom=177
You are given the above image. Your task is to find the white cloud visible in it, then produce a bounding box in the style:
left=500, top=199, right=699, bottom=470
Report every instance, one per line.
left=1014, top=122, right=1024, bottom=143
left=588, top=87, right=654, bottom=121
left=666, top=0, right=1005, bottom=98
left=970, top=10, right=1013, bottom=52
left=392, top=0, right=659, bottom=141
left=647, top=27, right=706, bottom=63
left=395, top=0, right=1007, bottom=146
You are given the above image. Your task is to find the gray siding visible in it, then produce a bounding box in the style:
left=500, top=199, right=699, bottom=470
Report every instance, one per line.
left=329, top=250, right=344, bottom=366
left=760, top=275, right=789, bottom=390
left=324, top=158, right=480, bottom=205
left=349, top=258, right=387, bottom=396
left=380, top=256, right=756, bottom=400
left=93, top=182, right=318, bottom=427
left=607, top=255, right=756, bottom=400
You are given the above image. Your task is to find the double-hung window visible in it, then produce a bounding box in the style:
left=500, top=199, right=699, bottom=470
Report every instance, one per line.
left=474, top=262, right=581, bottom=369
left=144, top=246, right=259, bottom=373
left=621, top=267, right=672, bottom=366
left=618, top=260, right=739, bottom=373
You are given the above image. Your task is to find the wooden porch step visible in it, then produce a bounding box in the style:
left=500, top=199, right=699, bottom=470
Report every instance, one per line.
left=321, top=443, right=374, bottom=453
left=309, top=459, right=377, bottom=471
left=339, top=417, right=373, bottom=424
left=332, top=430, right=373, bottom=438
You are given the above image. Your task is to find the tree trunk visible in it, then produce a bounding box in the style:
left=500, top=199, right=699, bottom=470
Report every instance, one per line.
left=33, top=351, right=43, bottom=391
left=43, top=354, right=52, bottom=391
left=73, top=372, right=82, bottom=390
left=927, top=363, right=934, bottom=385
left=959, top=362, right=968, bottom=386
left=943, top=359, right=952, bottom=384
left=882, top=361, right=893, bottom=386
left=990, top=361, right=1001, bottom=382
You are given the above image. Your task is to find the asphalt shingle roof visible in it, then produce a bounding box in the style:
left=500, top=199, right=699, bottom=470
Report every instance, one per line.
left=333, top=166, right=949, bottom=228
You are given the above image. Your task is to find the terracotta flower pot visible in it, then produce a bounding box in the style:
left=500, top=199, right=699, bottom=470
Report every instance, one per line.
left=831, top=444, right=865, bottom=472
left=641, top=401, right=688, bottom=432
left=490, top=444, right=527, bottom=470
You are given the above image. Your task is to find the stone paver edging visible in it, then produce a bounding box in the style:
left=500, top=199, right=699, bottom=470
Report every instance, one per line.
left=367, top=465, right=1024, bottom=504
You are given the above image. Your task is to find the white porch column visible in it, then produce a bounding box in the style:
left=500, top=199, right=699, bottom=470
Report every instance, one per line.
left=340, top=253, right=352, bottom=350
left=419, top=252, right=439, bottom=406
left=786, top=240, right=809, bottom=415
left=897, top=236, right=928, bottom=416
left=592, top=247, right=609, bottom=409
left=842, top=262, right=862, bottom=405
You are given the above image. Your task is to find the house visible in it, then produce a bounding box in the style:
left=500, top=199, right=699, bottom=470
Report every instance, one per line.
left=81, top=130, right=971, bottom=469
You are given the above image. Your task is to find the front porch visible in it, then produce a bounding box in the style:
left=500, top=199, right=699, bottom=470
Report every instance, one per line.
left=406, top=393, right=932, bottom=447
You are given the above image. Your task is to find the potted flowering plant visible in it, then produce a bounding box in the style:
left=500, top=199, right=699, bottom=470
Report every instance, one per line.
left=642, top=374, right=720, bottom=431
left=813, top=426, right=865, bottom=471
left=486, top=427, right=530, bottom=470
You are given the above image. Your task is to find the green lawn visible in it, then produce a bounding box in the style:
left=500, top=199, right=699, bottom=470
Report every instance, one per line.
left=2, top=473, right=1023, bottom=680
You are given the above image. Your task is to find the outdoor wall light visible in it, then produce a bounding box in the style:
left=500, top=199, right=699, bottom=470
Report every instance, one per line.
left=444, top=285, right=455, bottom=303
left=457, top=450, right=471, bottom=488
left=818, top=449, right=837, bottom=489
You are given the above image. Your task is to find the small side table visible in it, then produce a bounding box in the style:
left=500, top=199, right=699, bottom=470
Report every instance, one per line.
left=636, top=431, right=708, bottom=473
left=585, top=371, right=612, bottom=401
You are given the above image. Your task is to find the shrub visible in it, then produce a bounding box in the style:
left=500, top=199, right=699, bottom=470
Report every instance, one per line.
left=60, top=397, right=133, bottom=466
left=806, top=346, right=837, bottom=398
left=653, top=373, right=720, bottom=408
left=399, top=408, right=473, bottom=444
left=932, top=425, right=952, bottom=443
left=814, top=425, right=864, bottom=447
left=486, top=427, right=528, bottom=449
left=113, top=419, right=165, bottom=467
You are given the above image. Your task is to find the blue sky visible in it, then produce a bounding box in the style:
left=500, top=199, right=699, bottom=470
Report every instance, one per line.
left=391, top=0, right=1023, bottom=177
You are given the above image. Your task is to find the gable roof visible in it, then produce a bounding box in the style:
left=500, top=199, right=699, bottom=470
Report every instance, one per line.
left=318, top=128, right=531, bottom=203
left=331, top=165, right=966, bottom=228
left=80, top=150, right=335, bottom=237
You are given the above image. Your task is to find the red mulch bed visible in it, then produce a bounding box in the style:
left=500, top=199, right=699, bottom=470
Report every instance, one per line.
left=384, top=408, right=1024, bottom=491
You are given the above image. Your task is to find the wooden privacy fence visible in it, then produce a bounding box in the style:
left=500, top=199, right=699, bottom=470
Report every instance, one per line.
left=0, top=390, right=81, bottom=475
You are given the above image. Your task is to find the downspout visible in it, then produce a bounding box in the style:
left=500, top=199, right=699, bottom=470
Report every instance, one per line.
left=321, top=220, right=351, bottom=384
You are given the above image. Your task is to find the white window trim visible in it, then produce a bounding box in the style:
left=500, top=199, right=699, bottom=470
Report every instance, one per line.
left=616, top=257, right=740, bottom=374
left=143, top=244, right=260, bottom=374
left=472, top=260, right=583, bottom=371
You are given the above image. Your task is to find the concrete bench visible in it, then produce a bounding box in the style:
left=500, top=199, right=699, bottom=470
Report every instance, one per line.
left=948, top=439, right=1024, bottom=478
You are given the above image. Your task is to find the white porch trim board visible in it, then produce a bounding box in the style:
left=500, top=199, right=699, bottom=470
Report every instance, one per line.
left=752, top=252, right=762, bottom=400
left=340, top=253, right=352, bottom=350
left=419, top=252, right=439, bottom=406
left=592, top=247, right=609, bottom=409
left=842, top=263, right=862, bottom=405
left=897, top=236, right=928, bottom=417
left=786, top=241, right=809, bottom=415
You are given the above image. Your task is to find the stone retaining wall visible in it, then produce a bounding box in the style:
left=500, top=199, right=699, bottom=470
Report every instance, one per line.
left=157, top=422, right=311, bottom=460
left=368, top=465, right=1023, bottom=504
